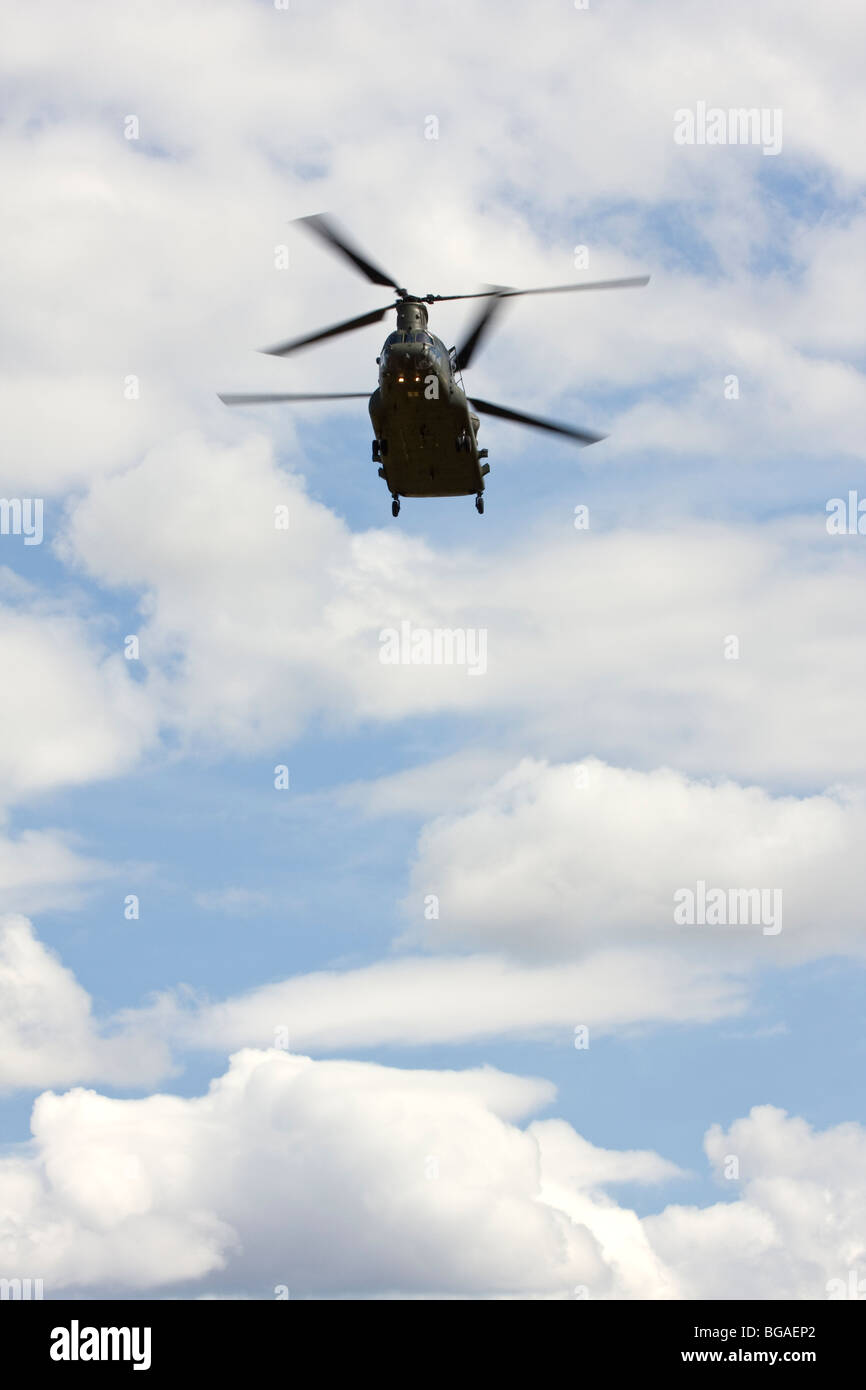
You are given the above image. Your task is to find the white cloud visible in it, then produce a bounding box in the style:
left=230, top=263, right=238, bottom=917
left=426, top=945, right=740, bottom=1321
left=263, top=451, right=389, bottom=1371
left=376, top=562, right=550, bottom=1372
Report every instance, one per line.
left=1, top=1048, right=862, bottom=1299
left=532, top=1119, right=688, bottom=1300
left=0, top=1048, right=605, bottom=1297
left=644, top=1106, right=866, bottom=1298
left=1, top=0, right=865, bottom=503
left=61, top=445, right=866, bottom=784
left=0, top=916, right=170, bottom=1091
left=0, top=824, right=109, bottom=915
left=6, top=766, right=861, bottom=1093
left=2, top=0, right=865, bottom=1305
left=338, top=749, right=513, bottom=820
left=0, top=594, right=157, bottom=799
left=169, top=949, right=744, bottom=1053
left=0, top=917, right=744, bottom=1090
left=58, top=432, right=355, bottom=748
left=403, top=757, right=866, bottom=963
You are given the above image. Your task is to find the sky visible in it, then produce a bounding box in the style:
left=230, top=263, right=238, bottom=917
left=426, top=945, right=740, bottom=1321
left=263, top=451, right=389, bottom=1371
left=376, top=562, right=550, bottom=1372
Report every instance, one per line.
left=1, top=0, right=865, bottom=1300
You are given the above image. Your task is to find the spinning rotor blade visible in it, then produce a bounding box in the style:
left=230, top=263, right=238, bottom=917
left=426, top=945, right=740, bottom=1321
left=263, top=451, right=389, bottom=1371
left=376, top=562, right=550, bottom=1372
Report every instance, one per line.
left=470, top=397, right=606, bottom=446
left=296, top=214, right=405, bottom=293
left=219, top=392, right=369, bottom=406
left=436, top=275, right=650, bottom=303
left=453, top=288, right=510, bottom=372
left=260, top=304, right=392, bottom=357
left=499, top=274, right=650, bottom=300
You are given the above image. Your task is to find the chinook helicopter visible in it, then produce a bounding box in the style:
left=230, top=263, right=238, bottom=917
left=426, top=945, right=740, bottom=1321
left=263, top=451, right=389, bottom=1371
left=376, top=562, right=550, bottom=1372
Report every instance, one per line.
left=219, top=215, right=649, bottom=516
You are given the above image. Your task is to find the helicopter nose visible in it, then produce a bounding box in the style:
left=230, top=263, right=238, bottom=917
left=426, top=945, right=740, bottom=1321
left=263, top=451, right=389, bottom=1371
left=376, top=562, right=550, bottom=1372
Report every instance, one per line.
left=386, top=345, right=426, bottom=384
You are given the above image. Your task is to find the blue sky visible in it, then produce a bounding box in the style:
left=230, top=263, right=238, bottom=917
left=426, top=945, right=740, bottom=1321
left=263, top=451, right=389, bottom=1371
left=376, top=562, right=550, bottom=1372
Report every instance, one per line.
left=1, top=0, right=865, bottom=1300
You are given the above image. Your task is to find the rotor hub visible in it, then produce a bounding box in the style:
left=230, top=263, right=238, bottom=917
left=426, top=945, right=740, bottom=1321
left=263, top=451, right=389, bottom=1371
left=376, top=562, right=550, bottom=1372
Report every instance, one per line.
left=394, top=299, right=429, bottom=332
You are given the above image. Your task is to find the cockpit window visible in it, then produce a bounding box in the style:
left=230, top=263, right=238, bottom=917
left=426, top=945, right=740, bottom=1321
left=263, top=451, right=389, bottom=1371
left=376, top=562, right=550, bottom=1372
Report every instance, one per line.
left=383, top=330, right=437, bottom=348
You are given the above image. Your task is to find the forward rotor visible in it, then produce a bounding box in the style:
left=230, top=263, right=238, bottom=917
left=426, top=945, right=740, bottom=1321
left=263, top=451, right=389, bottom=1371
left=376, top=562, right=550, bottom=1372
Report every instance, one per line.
left=259, top=213, right=649, bottom=360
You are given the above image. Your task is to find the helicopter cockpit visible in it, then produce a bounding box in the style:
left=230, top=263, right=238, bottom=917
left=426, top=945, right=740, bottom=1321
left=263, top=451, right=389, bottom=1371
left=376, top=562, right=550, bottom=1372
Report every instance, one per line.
left=380, top=330, right=447, bottom=370
left=382, top=330, right=436, bottom=348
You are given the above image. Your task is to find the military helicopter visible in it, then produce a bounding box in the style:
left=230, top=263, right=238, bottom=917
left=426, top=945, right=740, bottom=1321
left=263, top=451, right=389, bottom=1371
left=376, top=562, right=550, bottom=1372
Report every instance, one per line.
left=219, top=215, right=649, bottom=516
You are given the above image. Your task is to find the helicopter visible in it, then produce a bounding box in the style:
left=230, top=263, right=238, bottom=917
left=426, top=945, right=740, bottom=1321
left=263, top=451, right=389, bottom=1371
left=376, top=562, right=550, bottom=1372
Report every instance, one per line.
left=219, top=215, right=649, bottom=516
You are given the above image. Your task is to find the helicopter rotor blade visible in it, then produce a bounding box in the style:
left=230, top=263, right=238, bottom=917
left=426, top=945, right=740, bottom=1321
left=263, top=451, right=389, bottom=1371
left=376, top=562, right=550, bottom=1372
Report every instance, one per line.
left=435, top=275, right=650, bottom=303
left=260, top=304, right=392, bottom=357
left=499, top=275, right=650, bottom=300
left=219, top=391, right=369, bottom=406
left=296, top=214, right=406, bottom=293
left=453, top=288, right=510, bottom=372
left=469, top=397, right=606, bottom=446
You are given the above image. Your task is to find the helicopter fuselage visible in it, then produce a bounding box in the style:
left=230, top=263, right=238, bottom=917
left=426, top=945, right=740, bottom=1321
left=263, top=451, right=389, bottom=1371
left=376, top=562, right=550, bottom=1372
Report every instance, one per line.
left=220, top=213, right=648, bottom=516
left=369, top=300, right=488, bottom=502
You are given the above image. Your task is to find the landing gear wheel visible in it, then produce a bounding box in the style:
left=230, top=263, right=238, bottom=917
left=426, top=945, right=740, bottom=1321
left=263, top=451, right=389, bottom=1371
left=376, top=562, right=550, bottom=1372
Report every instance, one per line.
left=475, top=495, right=484, bottom=514
left=391, top=497, right=400, bottom=518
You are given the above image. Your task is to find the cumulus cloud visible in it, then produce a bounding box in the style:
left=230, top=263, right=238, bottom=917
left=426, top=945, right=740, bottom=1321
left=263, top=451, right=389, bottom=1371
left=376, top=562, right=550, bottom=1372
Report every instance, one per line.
left=1, top=0, right=865, bottom=506
left=644, top=1106, right=866, bottom=1299
left=0, top=916, right=171, bottom=1091
left=2, top=0, right=865, bottom=1305
left=0, top=591, right=158, bottom=800
left=403, top=757, right=866, bottom=962
left=9, top=724, right=865, bottom=1088
left=61, top=445, right=866, bottom=784
left=0, top=1049, right=605, bottom=1297
left=1, top=1049, right=861, bottom=1299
